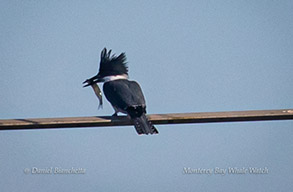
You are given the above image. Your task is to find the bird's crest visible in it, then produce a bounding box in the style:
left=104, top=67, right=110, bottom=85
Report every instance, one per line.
left=98, top=48, right=128, bottom=77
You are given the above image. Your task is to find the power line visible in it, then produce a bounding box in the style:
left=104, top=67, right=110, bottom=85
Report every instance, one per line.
left=0, top=109, right=292, bottom=131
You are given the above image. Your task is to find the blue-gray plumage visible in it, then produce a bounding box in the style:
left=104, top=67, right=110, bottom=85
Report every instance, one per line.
left=83, top=48, right=158, bottom=135
left=103, top=79, right=145, bottom=112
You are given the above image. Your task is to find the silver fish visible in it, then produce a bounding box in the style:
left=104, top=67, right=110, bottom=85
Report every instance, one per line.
left=90, top=83, right=103, bottom=109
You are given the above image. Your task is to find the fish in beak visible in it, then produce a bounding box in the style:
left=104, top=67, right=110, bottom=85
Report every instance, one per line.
left=83, top=75, right=103, bottom=109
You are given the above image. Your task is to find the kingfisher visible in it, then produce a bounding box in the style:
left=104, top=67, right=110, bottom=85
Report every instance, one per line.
left=83, top=48, right=158, bottom=135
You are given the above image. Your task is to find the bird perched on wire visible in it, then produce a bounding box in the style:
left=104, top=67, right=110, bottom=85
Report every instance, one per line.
left=83, top=48, right=158, bottom=135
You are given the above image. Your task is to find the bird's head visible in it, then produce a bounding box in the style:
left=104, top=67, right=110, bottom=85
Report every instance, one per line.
left=83, top=48, right=128, bottom=87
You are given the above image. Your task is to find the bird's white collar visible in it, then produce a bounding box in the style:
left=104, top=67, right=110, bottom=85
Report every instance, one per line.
left=103, top=74, right=128, bottom=82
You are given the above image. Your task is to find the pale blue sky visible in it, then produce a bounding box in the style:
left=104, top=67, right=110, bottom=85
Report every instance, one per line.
left=0, top=0, right=293, bottom=191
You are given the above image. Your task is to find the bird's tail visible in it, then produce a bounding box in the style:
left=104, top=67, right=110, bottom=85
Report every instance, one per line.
left=132, top=114, right=158, bottom=135
left=127, top=106, right=158, bottom=135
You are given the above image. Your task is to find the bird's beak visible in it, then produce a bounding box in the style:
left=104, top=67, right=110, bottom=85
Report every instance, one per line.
left=83, top=75, right=104, bottom=87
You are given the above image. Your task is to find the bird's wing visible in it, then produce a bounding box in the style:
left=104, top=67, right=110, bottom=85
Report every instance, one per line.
left=128, top=80, right=146, bottom=105
left=103, top=80, right=146, bottom=111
